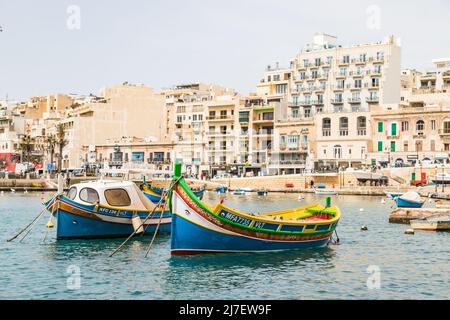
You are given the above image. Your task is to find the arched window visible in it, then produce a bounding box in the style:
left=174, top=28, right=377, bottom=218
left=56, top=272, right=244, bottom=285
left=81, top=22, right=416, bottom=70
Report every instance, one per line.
left=322, top=118, right=331, bottom=129
left=357, top=116, right=366, bottom=128
left=357, top=116, right=366, bottom=136
left=339, top=117, right=348, bottom=136
left=333, top=145, right=342, bottom=159
left=416, top=120, right=425, bottom=131
left=339, top=117, right=348, bottom=129
left=322, top=118, right=331, bottom=136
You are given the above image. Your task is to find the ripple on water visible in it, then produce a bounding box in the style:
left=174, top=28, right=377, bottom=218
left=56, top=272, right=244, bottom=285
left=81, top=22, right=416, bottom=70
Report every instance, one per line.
left=0, top=192, right=449, bottom=299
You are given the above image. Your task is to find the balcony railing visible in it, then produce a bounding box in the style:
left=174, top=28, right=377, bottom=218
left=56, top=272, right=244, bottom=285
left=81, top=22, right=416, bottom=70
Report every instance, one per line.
left=206, top=115, right=233, bottom=121
left=331, top=99, right=344, bottom=105
left=348, top=98, right=362, bottom=104
left=366, top=97, right=379, bottom=103
left=439, top=129, right=450, bottom=136
left=339, top=129, right=349, bottom=136
left=322, top=129, right=331, bottom=137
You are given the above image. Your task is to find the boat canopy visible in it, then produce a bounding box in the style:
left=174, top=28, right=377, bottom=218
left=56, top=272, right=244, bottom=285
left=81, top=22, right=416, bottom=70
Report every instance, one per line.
left=65, top=180, right=156, bottom=211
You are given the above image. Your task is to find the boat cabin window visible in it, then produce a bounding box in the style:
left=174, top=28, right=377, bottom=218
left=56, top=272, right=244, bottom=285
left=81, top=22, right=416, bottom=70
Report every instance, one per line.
left=67, top=187, right=77, bottom=200
left=79, top=188, right=100, bottom=204
left=104, top=188, right=131, bottom=207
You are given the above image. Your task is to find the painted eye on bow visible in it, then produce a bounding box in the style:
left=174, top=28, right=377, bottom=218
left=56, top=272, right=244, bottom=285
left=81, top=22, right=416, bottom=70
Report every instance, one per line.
left=185, top=210, right=191, bottom=216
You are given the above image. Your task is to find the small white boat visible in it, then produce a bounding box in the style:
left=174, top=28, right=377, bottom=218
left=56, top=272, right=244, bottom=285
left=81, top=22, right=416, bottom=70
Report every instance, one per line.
left=410, top=215, right=450, bottom=231
left=314, top=189, right=338, bottom=196
left=396, top=191, right=425, bottom=208
left=232, top=189, right=247, bottom=195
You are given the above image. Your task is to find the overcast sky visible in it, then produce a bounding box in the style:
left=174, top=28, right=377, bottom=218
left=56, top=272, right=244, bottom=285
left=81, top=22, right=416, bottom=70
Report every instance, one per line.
left=1, top=0, right=450, bottom=101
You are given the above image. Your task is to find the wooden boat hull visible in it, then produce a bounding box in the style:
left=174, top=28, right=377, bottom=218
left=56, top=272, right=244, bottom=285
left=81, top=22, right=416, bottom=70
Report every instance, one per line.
left=395, top=198, right=424, bottom=208
left=49, top=196, right=171, bottom=240
left=410, top=220, right=450, bottom=231
left=170, top=180, right=339, bottom=255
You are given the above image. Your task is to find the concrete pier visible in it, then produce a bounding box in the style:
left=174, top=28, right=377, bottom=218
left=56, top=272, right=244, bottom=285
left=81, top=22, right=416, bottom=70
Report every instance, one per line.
left=389, top=208, right=450, bottom=224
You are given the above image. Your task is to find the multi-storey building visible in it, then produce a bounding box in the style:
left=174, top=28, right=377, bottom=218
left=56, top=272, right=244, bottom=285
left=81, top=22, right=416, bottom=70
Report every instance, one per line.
left=370, top=101, right=450, bottom=166
left=163, top=83, right=237, bottom=177
left=289, top=33, right=401, bottom=170
left=205, top=96, right=242, bottom=177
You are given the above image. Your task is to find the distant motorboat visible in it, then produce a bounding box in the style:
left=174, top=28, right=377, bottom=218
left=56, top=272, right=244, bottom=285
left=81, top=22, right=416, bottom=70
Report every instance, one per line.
left=410, top=215, right=450, bottom=231
left=256, top=189, right=268, bottom=196
left=10, top=188, right=16, bottom=193
left=314, top=189, right=338, bottom=196
left=395, top=191, right=425, bottom=208
left=232, top=188, right=247, bottom=195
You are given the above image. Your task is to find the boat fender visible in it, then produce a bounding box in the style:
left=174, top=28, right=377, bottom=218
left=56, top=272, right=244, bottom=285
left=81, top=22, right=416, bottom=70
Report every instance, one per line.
left=46, top=217, right=54, bottom=228
left=131, top=215, right=144, bottom=234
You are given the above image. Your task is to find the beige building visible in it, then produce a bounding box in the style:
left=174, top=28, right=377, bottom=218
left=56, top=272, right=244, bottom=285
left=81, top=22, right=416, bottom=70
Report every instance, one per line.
left=370, top=101, right=450, bottom=166
left=81, top=137, right=173, bottom=172
left=56, top=83, right=165, bottom=169
left=291, top=34, right=401, bottom=170
left=163, top=83, right=238, bottom=176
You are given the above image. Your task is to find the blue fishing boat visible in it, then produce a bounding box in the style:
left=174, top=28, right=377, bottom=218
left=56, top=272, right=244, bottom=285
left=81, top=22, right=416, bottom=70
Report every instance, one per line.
left=215, top=185, right=228, bottom=193
left=395, top=191, right=425, bottom=208
left=44, top=180, right=171, bottom=239
left=169, top=163, right=341, bottom=255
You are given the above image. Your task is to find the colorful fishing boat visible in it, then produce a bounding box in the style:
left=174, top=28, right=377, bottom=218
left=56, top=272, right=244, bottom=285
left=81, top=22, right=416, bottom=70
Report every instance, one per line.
left=44, top=180, right=171, bottom=240
left=395, top=191, right=425, bottom=208
left=169, top=163, right=340, bottom=255
left=143, top=183, right=205, bottom=204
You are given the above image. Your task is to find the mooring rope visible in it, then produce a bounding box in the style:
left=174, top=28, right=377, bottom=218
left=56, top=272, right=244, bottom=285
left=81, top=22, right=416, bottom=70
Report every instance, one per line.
left=7, top=193, right=59, bottom=243
left=144, top=192, right=168, bottom=258
left=109, top=176, right=182, bottom=258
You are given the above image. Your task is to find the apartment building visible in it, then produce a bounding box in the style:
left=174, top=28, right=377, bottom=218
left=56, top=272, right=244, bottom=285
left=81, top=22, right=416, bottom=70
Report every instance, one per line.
left=163, top=83, right=236, bottom=176
left=370, top=101, right=450, bottom=166
left=206, top=96, right=242, bottom=177
left=289, top=33, right=401, bottom=170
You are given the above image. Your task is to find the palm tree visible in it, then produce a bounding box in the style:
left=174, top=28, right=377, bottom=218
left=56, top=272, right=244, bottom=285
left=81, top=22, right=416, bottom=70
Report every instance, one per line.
left=18, top=135, right=35, bottom=164
left=45, top=134, right=56, bottom=172
left=56, top=124, right=67, bottom=173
